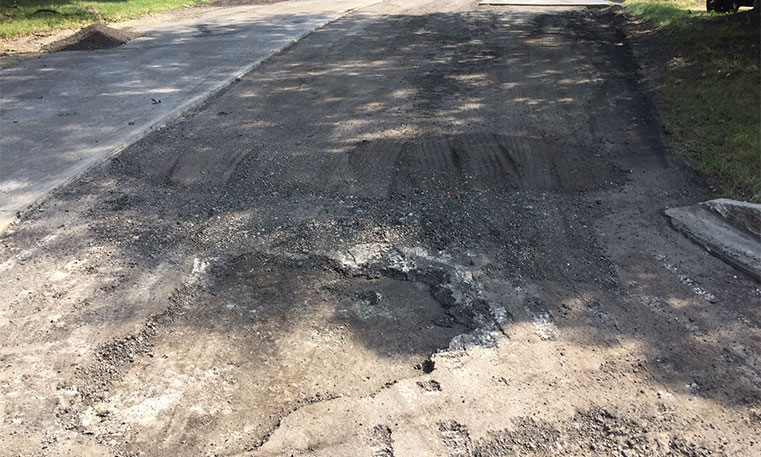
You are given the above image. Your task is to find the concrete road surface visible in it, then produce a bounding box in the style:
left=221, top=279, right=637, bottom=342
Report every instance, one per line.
left=1, top=0, right=759, bottom=456
left=0, top=0, right=378, bottom=232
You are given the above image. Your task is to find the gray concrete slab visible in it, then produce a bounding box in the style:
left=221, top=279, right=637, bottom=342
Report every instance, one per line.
left=0, top=0, right=378, bottom=232
left=701, top=198, right=761, bottom=237
left=479, top=0, right=609, bottom=5
left=665, top=201, right=761, bottom=282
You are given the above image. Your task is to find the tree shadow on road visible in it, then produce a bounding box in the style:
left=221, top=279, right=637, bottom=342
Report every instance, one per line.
left=0, top=6, right=759, bottom=455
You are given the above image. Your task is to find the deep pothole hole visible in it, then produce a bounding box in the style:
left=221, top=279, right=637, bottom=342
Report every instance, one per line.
left=79, top=251, right=495, bottom=451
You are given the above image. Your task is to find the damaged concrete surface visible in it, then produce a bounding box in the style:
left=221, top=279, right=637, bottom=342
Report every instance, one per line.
left=666, top=199, right=761, bottom=282
left=1, top=0, right=760, bottom=456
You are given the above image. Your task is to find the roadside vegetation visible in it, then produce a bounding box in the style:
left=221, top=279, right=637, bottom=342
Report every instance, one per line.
left=0, top=0, right=209, bottom=38
left=624, top=0, right=760, bottom=202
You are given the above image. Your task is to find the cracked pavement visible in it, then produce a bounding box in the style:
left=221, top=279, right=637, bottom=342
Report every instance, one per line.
left=1, top=0, right=760, bottom=456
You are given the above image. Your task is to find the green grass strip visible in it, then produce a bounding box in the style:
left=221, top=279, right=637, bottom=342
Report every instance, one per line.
left=0, top=1, right=209, bottom=38
left=625, top=1, right=760, bottom=201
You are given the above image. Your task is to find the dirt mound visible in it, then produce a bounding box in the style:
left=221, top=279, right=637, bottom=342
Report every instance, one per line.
left=44, top=23, right=139, bottom=53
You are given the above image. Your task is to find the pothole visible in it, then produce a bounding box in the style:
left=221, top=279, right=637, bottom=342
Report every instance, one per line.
left=71, top=247, right=510, bottom=453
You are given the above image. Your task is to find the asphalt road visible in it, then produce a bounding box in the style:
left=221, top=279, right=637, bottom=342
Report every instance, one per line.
left=1, top=0, right=759, bottom=456
left=0, top=0, right=378, bottom=232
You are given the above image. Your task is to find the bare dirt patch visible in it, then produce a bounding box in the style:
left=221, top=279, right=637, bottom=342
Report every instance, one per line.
left=65, top=250, right=475, bottom=455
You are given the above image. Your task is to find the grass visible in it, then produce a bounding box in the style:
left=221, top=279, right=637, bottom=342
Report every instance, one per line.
left=624, top=0, right=761, bottom=202
left=0, top=0, right=210, bottom=38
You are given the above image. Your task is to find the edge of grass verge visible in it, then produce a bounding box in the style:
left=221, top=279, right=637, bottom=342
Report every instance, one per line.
left=623, top=0, right=761, bottom=202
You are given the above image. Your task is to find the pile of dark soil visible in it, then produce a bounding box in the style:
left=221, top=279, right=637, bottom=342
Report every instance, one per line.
left=44, top=23, right=139, bottom=53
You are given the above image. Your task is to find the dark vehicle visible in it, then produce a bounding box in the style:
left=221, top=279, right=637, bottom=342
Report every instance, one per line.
left=707, top=0, right=755, bottom=12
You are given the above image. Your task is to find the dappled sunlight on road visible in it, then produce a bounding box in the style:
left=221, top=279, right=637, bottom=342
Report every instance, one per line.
left=0, top=1, right=758, bottom=456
